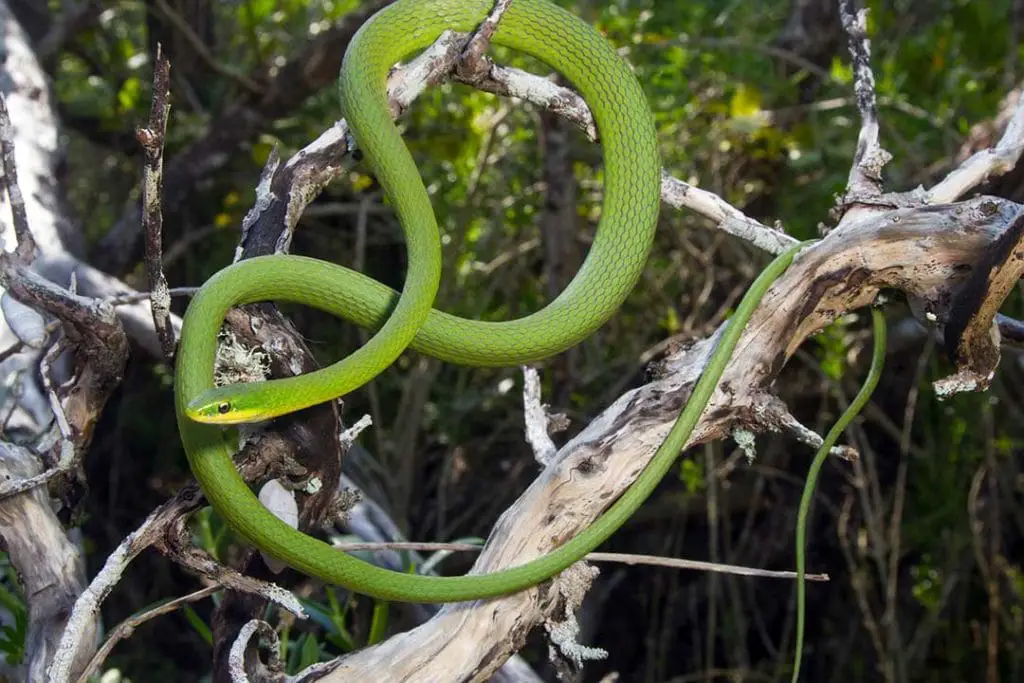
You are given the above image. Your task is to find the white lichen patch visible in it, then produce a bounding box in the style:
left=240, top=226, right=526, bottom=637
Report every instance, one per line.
left=213, top=330, right=271, bottom=387
left=732, top=428, right=757, bottom=463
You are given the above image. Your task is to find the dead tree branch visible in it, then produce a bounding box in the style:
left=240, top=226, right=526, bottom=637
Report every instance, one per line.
left=138, top=46, right=176, bottom=362
left=838, top=0, right=890, bottom=203
left=0, top=94, right=35, bottom=263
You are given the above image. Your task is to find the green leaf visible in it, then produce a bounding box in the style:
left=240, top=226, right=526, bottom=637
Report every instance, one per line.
left=182, top=605, right=213, bottom=645
left=298, top=633, right=322, bottom=669
left=366, top=599, right=389, bottom=646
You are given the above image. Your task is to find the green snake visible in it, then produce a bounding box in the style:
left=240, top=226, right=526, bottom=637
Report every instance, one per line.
left=172, top=0, right=887, bottom=675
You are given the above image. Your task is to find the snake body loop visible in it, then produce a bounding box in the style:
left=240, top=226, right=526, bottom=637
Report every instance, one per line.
left=174, top=0, right=811, bottom=604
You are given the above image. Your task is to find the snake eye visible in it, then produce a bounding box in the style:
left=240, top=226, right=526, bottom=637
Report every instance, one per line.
left=217, top=402, right=231, bottom=415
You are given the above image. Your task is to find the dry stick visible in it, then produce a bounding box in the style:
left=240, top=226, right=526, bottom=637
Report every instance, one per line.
left=106, top=286, right=199, bottom=306
left=329, top=541, right=829, bottom=582
left=0, top=93, right=36, bottom=263
left=838, top=0, right=890, bottom=202
left=139, top=46, right=176, bottom=362
left=929, top=88, right=1024, bottom=204
left=73, top=585, right=222, bottom=683
left=521, top=366, right=559, bottom=465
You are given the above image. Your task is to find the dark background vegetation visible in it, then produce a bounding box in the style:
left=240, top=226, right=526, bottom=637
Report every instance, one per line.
left=3, top=0, right=1024, bottom=681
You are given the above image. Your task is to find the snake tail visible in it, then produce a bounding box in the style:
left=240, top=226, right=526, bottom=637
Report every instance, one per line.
left=791, top=307, right=887, bottom=682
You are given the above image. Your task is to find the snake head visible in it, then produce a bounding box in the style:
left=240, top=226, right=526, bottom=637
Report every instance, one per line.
left=185, top=387, right=269, bottom=425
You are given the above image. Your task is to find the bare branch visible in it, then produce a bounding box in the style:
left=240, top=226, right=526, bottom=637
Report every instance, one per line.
left=139, top=46, right=176, bottom=362
left=839, top=0, right=891, bottom=201
left=661, top=172, right=797, bottom=254
left=456, top=0, right=515, bottom=82
left=750, top=393, right=859, bottom=461
left=33, top=252, right=184, bottom=358
left=104, top=285, right=199, bottom=306
left=48, top=480, right=306, bottom=683
left=522, top=366, right=558, bottom=465
left=930, top=94, right=1024, bottom=203
left=0, top=253, right=128, bottom=385
left=229, top=620, right=281, bottom=683
left=0, top=92, right=37, bottom=262
left=454, top=38, right=598, bottom=140
left=330, top=540, right=829, bottom=581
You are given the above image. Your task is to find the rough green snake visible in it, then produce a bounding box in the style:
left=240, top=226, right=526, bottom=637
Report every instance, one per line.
left=171, top=0, right=887, bottom=675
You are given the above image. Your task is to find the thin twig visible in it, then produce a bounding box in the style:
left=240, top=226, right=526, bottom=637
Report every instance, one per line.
left=661, top=172, right=796, bottom=254
left=757, top=393, right=860, bottom=461
left=330, top=540, right=829, bottom=582
left=139, top=46, right=176, bottom=362
left=105, top=285, right=199, bottom=306
left=839, top=0, right=891, bottom=200
left=0, top=93, right=37, bottom=262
